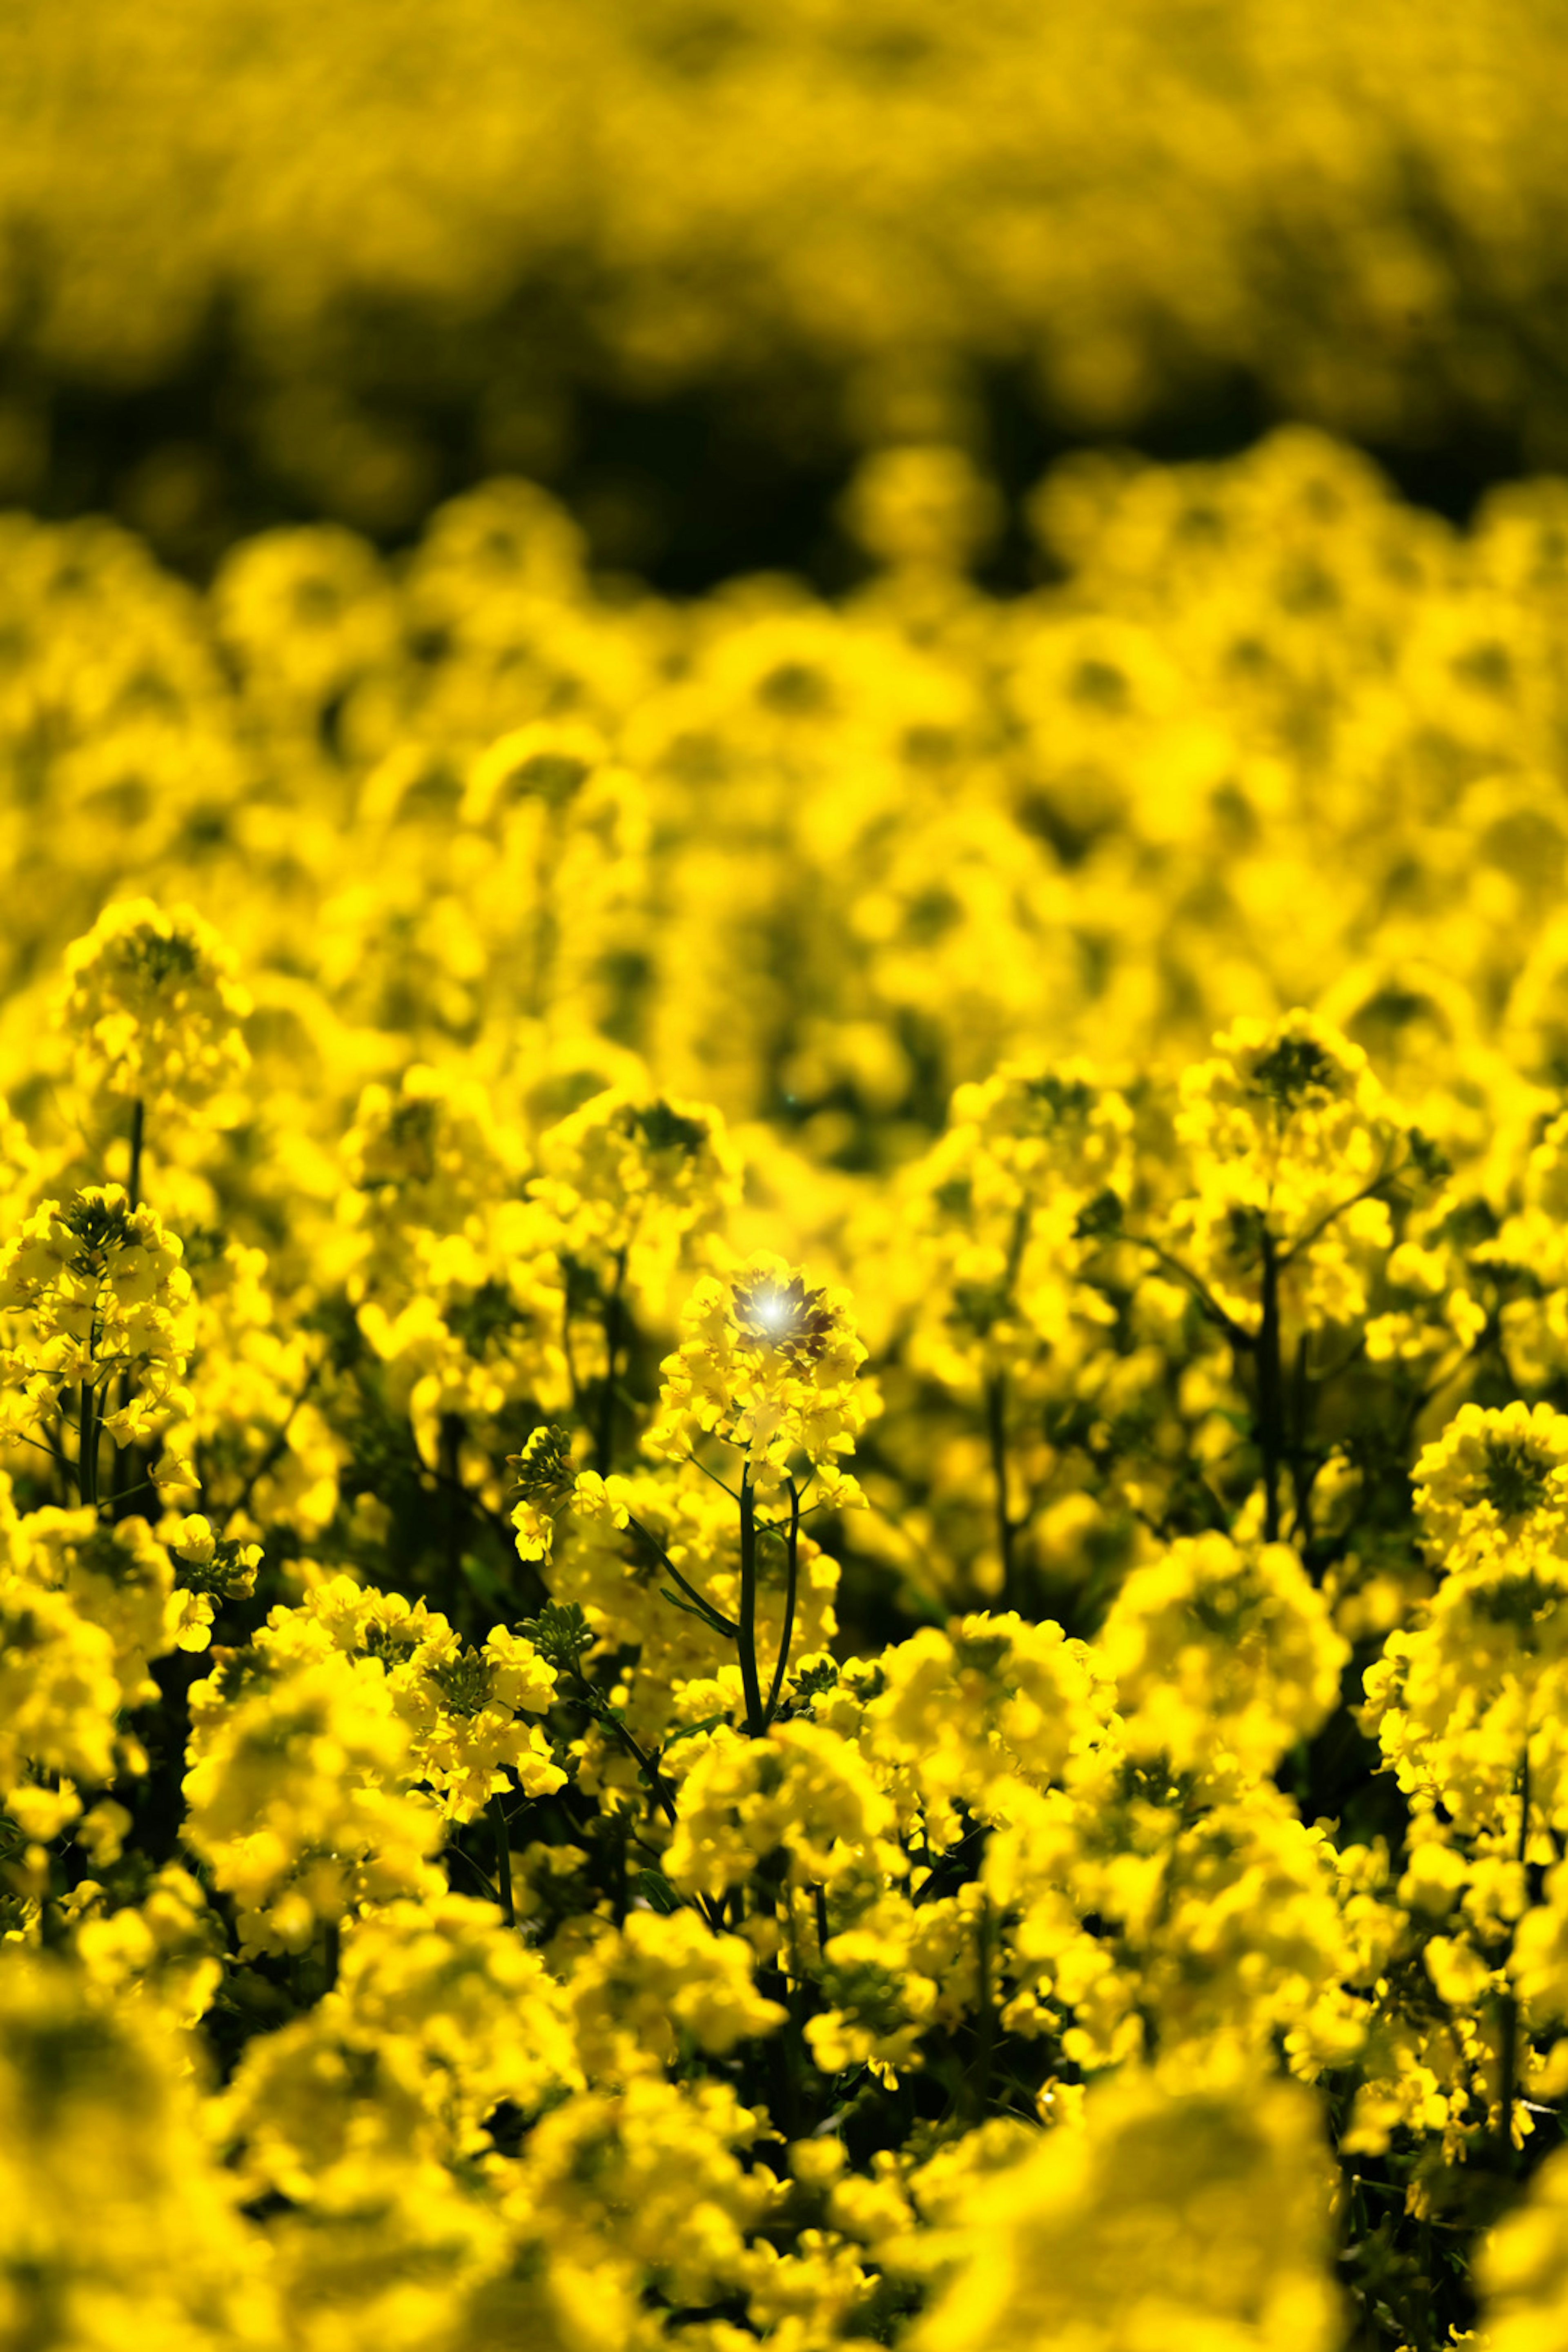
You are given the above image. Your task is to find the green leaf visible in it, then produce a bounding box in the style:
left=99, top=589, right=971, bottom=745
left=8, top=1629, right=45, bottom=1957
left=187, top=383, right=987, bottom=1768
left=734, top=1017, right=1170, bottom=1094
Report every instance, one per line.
left=663, top=1712, right=731, bottom=1749
left=659, top=1586, right=735, bottom=1636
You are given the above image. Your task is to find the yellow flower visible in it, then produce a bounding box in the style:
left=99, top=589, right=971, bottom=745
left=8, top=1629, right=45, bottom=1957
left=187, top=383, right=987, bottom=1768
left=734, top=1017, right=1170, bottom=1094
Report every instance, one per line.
left=1099, top=1531, right=1349, bottom=1780
left=57, top=898, right=251, bottom=1115
left=567, top=1909, right=787, bottom=2077
left=909, top=2064, right=1343, bottom=2352
left=0, top=1515, right=123, bottom=1819
left=649, top=1252, right=873, bottom=1509
left=1414, top=1400, right=1568, bottom=1566
left=1478, top=2137, right=1568, bottom=2352
left=182, top=1642, right=446, bottom=1953
left=533, top=1085, right=742, bottom=1271
left=664, top=1720, right=902, bottom=1899
left=252, top=1575, right=565, bottom=1824
left=0, top=1185, right=192, bottom=1463
left=0, top=1951, right=277, bottom=2344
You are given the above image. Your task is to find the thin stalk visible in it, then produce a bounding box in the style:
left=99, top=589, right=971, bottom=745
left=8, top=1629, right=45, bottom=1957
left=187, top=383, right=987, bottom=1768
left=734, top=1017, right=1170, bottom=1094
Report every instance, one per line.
left=1497, top=1990, right=1519, bottom=2171
left=570, top=1671, right=680, bottom=1829
left=610, top=1810, right=630, bottom=1930
left=1498, top=1734, right=1532, bottom=2169
left=595, top=1246, right=628, bottom=1476
left=110, top=1097, right=146, bottom=1509
left=78, top=1298, right=102, bottom=1509
left=1256, top=1229, right=1283, bottom=1543
left=762, top=1478, right=801, bottom=1726
left=984, top=1372, right=1017, bottom=1608
left=1288, top=1332, right=1313, bottom=1540
left=736, top=1464, right=766, bottom=1739
left=489, top=1793, right=516, bottom=1927
left=962, top=1898, right=996, bottom=2125
left=1276, top=1151, right=1399, bottom=1269
left=77, top=1379, right=96, bottom=1508
left=125, top=1096, right=144, bottom=1212
left=766, top=1982, right=802, bottom=2140
left=782, top=1890, right=809, bottom=2060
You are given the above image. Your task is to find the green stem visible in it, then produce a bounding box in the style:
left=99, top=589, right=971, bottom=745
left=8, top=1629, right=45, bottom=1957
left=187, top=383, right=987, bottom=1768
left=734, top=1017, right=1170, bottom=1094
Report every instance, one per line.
left=985, top=1372, right=1017, bottom=1608
left=1276, top=1152, right=1399, bottom=1270
left=1288, top=1332, right=1313, bottom=1540
left=737, top=1465, right=766, bottom=1739
left=1256, top=1229, right=1283, bottom=1544
left=1497, top=1987, right=1519, bottom=2171
left=962, top=1898, right=996, bottom=2125
left=490, top=1792, right=516, bottom=1927
left=78, top=1301, right=101, bottom=1509
left=762, top=1478, right=801, bottom=1726
left=596, top=1246, right=628, bottom=1476
left=440, top=1410, right=465, bottom=1597
left=1491, top=1735, right=1533, bottom=2173
left=110, top=1098, right=146, bottom=1510
left=610, top=1809, right=630, bottom=1930
left=125, top=1095, right=144, bottom=1212
left=78, top=1381, right=96, bottom=1508
left=572, top=1668, right=680, bottom=1827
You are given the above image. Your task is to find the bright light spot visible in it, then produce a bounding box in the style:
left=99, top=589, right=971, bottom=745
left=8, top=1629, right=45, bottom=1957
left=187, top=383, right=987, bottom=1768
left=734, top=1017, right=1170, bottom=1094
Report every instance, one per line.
left=755, top=1290, right=789, bottom=1330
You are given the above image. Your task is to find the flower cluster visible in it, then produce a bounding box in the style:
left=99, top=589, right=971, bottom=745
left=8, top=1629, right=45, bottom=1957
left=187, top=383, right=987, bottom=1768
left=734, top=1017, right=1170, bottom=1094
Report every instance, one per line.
left=910, top=2066, right=1343, bottom=2352
left=0, top=1186, right=192, bottom=1488
left=649, top=1252, right=873, bottom=1511
left=57, top=898, right=251, bottom=1117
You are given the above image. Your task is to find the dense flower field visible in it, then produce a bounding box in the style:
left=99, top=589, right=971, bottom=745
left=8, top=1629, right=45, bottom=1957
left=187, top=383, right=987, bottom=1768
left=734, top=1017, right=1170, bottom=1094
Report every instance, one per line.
left=8, top=425, right=1568, bottom=2348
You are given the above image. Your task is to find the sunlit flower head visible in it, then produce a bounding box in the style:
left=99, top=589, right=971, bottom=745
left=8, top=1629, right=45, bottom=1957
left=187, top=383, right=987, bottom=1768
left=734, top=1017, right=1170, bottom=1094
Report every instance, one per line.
left=648, top=1252, right=874, bottom=1507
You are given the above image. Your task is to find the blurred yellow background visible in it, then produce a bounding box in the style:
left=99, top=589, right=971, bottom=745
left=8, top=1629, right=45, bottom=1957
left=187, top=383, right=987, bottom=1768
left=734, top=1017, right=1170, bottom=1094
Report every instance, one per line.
left=2, top=0, right=1564, bottom=561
